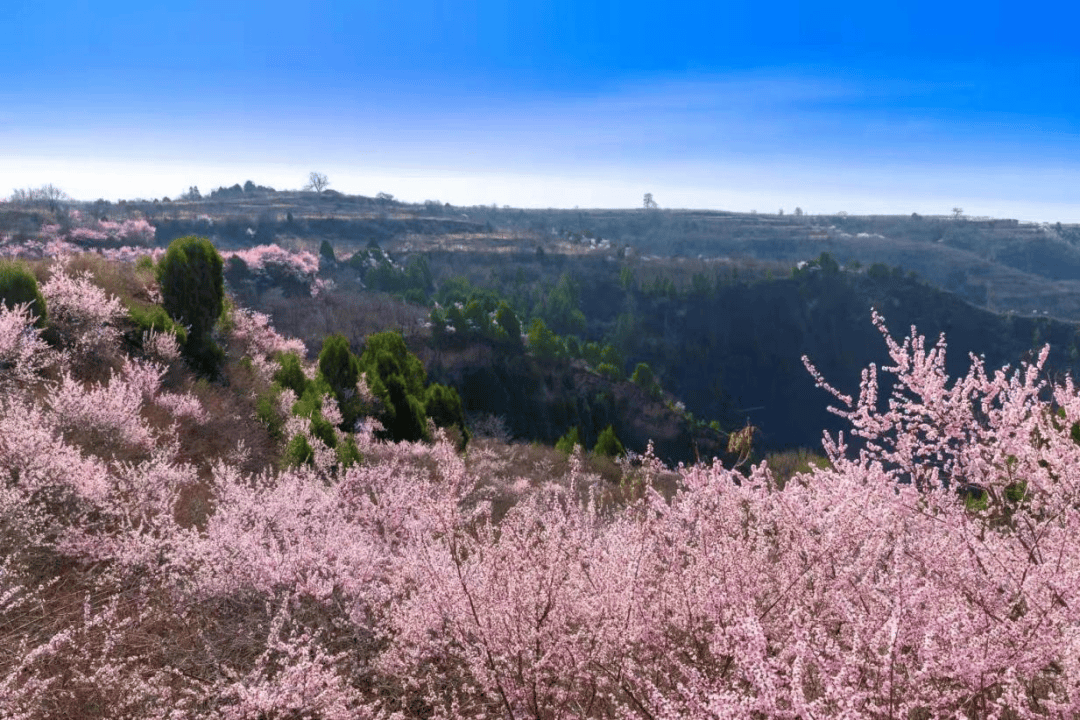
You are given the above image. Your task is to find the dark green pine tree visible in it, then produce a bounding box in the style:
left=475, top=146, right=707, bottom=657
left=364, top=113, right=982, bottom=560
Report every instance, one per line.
left=593, top=425, right=626, bottom=458
left=156, top=236, right=224, bottom=342
left=156, top=236, right=225, bottom=375
left=425, top=383, right=467, bottom=435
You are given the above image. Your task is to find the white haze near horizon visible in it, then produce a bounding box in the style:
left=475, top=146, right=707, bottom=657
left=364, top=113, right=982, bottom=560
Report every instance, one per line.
left=2, top=157, right=1076, bottom=225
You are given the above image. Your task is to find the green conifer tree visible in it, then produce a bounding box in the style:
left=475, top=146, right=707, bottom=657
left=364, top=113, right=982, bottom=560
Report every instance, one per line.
left=556, top=427, right=582, bottom=454
left=319, top=240, right=336, bottom=263
left=156, top=236, right=224, bottom=341
left=156, top=235, right=225, bottom=375
left=317, top=333, right=362, bottom=429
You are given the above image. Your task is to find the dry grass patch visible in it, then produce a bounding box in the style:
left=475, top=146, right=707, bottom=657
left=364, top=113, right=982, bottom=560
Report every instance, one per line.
left=57, top=252, right=158, bottom=309
left=762, top=447, right=832, bottom=489
left=256, top=287, right=429, bottom=354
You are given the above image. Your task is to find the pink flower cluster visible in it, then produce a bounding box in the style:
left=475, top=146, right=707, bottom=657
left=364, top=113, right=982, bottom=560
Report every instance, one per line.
left=42, top=212, right=156, bottom=247
left=0, top=303, right=52, bottom=389
left=223, top=244, right=320, bottom=279
left=41, top=266, right=127, bottom=366
left=99, top=245, right=166, bottom=264
left=5, top=281, right=1080, bottom=717
left=1, top=234, right=162, bottom=265
left=228, top=307, right=309, bottom=377
left=0, top=235, right=83, bottom=260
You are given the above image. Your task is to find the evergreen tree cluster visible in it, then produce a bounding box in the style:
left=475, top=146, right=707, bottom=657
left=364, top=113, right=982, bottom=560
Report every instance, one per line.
left=555, top=424, right=625, bottom=457
left=346, top=245, right=433, bottom=305
left=271, top=331, right=467, bottom=455
left=431, top=279, right=524, bottom=347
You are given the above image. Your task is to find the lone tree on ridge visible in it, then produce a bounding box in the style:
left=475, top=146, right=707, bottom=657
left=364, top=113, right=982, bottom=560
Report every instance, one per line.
left=304, top=172, right=330, bottom=194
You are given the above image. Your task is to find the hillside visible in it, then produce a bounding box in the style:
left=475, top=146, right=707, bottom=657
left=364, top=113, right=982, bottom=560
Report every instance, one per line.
left=3, top=241, right=1080, bottom=716
left=6, top=189, right=1080, bottom=457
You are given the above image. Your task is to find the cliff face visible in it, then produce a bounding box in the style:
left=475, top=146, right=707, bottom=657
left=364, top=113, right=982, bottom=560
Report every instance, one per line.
left=623, top=269, right=1080, bottom=451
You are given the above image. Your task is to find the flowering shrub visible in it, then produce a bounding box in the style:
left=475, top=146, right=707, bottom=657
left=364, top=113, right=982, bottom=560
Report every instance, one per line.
left=229, top=307, right=308, bottom=378
left=99, top=245, right=166, bottom=264
left=1, top=235, right=83, bottom=260
left=41, top=266, right=126, bottom=366
left=43, top=210, right=156, bottom=247
left=222, top=244, right=320, bottom=296
left=5, top=265, right=1080, bottom=719
left=0, top=302, right=52, bottom=388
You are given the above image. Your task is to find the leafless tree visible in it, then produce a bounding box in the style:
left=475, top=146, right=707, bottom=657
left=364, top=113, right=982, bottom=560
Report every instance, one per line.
left=953, top=207, right=964, bottom=220
left=304, top=172, right=330, bottom=194
left=643, top=193, right=658, bottom=210
left=9, top=184, right=69, bottom=210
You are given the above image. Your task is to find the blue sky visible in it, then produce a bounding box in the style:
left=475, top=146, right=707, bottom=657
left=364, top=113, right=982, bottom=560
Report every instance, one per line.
left=2, top=1, right=1078, bottom=221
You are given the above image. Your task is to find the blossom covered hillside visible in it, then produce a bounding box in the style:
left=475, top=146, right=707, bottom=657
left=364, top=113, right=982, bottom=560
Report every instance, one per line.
left=3, top=251, right=1080, bottom=718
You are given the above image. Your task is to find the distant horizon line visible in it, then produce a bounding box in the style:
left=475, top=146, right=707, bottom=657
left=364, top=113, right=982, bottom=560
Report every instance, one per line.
left=3, top=179, right=1075, bottom=226
left=5, top=194, right=1066, bottom=226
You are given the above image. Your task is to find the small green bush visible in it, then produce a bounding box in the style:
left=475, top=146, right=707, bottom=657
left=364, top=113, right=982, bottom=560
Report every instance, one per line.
left=358, top=331, right=429, bottom=442
left=284, top=434, right=314, bottom=467
left=0, top=260, right=46, bottom=327
left=632, top=362, right=662, bottom=398
left=273, top=351, right=309, bottom=397
left=255, top=390, right=284, bottom=441
left=495, top=302, right=522, bottom=345
left=631, top=362, right=654, bottom=386
left=555, top=427, right=582, bottom=455
left=318, top=334, right=359, bottom=401
left=593, top=425, right=625, bottom=458
left=309, top=413, right=338, bottom=449
left=291, top=380, right=329, bottom=420
left=225, top=255, right=250, bottom=279
left=336, top=436, right=362, bottom=469
left=319, top=240, right=336, bottom=263
left=527, top=318, right=561, bottom=361
left=127, top=304, right=188, bottom=346
left=596, top=363, right=621, bottom=380
left=156, top=236, right=226, bottom=376
left=425, top=383, right=468, bottom=444
left=317, top=333, right=364, bottom=429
